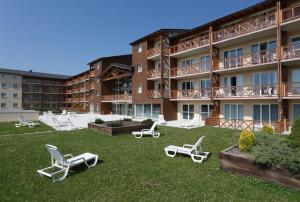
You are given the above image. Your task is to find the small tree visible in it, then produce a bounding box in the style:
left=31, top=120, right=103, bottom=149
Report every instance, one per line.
left=239, top=129, right=255, bottom=152
left=290, top=118, right=300, bottom=148
left=260, top=124, right=274, bottom=135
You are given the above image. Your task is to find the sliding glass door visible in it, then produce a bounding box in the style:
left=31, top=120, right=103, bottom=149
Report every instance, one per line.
left=253, top=104, right=278, bottom=125
left=224, top=104, right=244, bottom=120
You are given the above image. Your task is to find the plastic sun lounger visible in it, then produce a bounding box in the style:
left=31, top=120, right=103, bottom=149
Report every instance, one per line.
left=132, top=121, right=160, bottom=138
left=37, top=144, right=98, bottom=182
left=164, top=136, right=210, bottom=163
left=15, top=115, right=40, bottom=128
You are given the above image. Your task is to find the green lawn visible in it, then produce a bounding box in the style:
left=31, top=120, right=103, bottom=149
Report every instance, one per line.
left=0, top=121, right=54, bottom=136
left=0, top=126, right=299, bottom=201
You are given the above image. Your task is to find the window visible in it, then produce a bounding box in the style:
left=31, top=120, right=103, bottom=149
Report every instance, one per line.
left=1, top=93, right=6, bottom=98
left=13, top=84, right=18, bottom=89
left=182, top=104, right=194, bottom=120
left=224, top=48, right=243, bottom=68
left=200, top=79, right=211, bottom=97
left=182, top=81, right=194, bottom=91
left=137, top=64, right=142, bottom=73
left=1, top=103, right=6, bottom=108
left=293, top=104, right=300, bottom=122
left=181, top=59, right=194, bottom=67
left=253, top=104, right=278, bottom=125
left=1, top=83, right=7, bottom=88
left=251, top=41, right=276, bottom=63
left=200, top=104, right=214, bottom=121
left=144, top=104, right=151, bottom=118
left=13, top=103, right=18, bottom=108
left=200, top=55, right=211, bottom=71
left=224, top=104, right=244, bottom=120
left=137, top=84, right=142, bottom=93
left=137, top=43, right=142, bottom=53
left=252, top=71, right=277, bottom=95
left=13, top=93, right=18, bottom=98
left=292, top=37, right=300, bottom=50
left=134, top=104, right=160, bottom=119
left=152, top=104, right=160, bottom=119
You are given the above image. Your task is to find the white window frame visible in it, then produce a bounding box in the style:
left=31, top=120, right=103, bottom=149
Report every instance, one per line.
left=253, top=104, right=279, bottom=125
left=182, top=104, right=194, bottom=120
left=200, top=104, right=214, bottom=121
left=137, top=84, right=142, bottom=93
left=292, top=103, right=300, bottom=122
left=224, top=104, right=244, bottom=120
left=137, top=43, right=142, bottom=53
left=137, top=64, right=142, bottom=73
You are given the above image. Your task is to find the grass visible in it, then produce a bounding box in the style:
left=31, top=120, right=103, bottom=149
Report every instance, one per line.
left=0, top=121, right=54, bottom=136
left=0, top=126, right=299, bottom=201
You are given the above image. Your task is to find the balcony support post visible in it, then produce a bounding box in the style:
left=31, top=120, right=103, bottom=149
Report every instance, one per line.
left=276, top=0, right=282, bottom=102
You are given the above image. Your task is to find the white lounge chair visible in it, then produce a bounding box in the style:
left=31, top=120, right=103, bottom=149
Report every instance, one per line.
left=164, top=136, right=210, bottom=163
left=52, top=117, right=71, bottom=131
left=37, top=144, right=98, bottom=182
left=132, top=121, right=160, bottom=138
left=15, top=115, right=40, bottom=128
left=181, top=118, right=198, bottom=128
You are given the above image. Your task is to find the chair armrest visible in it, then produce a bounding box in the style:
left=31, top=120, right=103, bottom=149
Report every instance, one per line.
left=63, top=154, right=73, bottom=159
left=141, top=129, right=150, bottom=132
left=183, top=144, right=194, bottom=148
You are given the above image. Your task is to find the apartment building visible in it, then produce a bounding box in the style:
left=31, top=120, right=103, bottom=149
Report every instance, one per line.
left=0, top=72, right=22, bottom=110
left=127, top=0, right=300, bottom=132
left=130, top=29, right=187, bottom=120
left=0, top=68, right=70, bottom=112
left=87, top=54, right=132, bottom=114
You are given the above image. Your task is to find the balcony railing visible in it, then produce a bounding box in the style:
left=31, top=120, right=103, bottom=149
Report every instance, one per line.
left=169, top=35, right=210, bottom=55
left=213, top=84, right=278, bottom=98
left=147, top=47, right=161, bottom=58
left=282, top=82, right=300, bottom=97
left=101, top=94, right=132, bottom=102
left=147, top=90, right=169, bottom=99
left=219, top=119, right=255, bottom=131
left=170, top=63, right=210, bottom=77
left=282, top=4, right=300, bottom=22
left=213, top=13, right=276, bottom=43
left=147, top=68, right=169, bottom=79
left=282, top=43, right=300, bottom=60
left=170, top=89, right=211, bottom=99
left=217, top=49, right=277, bottom=70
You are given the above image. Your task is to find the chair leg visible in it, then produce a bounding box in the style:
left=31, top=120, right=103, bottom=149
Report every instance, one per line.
left=165, top=149, right=176, bottom=157
left=191, top=153, right=209, bottom=163
left=51, top=167, right=70, bottom=182
left=84, top=155, right=98, bottom=168
left=153, top=132, right=160, bottom=138
left=134, top=133, right=143, bottom=138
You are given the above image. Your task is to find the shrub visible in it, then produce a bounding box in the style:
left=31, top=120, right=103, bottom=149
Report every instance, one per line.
left=107, top=121, right=123, bottom=127
left=252, top=134, right=300, bottom=174
left=289, top=118, right=300, bottom=148
left=239, top=129, right=255, bottom=152
left=141, top=119, right=154, bottom=125
left=260, top=124, right=274, bottom=135
left=123, top=118, right=132, bottom=122
left=95, top=119, right=104, bottom=124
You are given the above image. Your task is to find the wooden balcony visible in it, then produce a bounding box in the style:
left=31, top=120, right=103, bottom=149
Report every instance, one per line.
left=79, top=87, right=86, bottom=92
left=66, top=89, right=72, bottom=94
left=67, top=98, right=73, bottom=103
left=282, top=82, right=300, bottom=98
left=101, top=94, right=132, bottom=102
left=147, top=68, right=168, bottom=79
left=147, top=47, right=161, bottom=59
left=213, top=84, right=278, bottom=99
left=213, top=13, right=276, bottom=43
left=170, top=89, right=211, bottom=100
left=169, top=35, right=209, bottom=55
left=147, top=90, right=169, bottom=99
left=170, top=63, right=210, bottom=78
left=90, top=70, right=96, bottom=77
left=282, top=4, right=300, bottom=23
left=215, top=49, right=277, bottom=71
left=282, top=43, right=300, bottom=61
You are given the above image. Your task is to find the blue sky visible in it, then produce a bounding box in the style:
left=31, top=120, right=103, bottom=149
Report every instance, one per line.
left=0, top=0, right=262, bottom=75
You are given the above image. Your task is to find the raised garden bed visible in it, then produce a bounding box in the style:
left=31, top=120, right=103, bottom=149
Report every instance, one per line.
left=88, top=121, right=152, bottom=136
left=219, top=145, right=300, bottom=191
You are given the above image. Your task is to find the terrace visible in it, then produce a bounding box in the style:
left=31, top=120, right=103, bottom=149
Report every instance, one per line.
left=282, top=43, right=300, bottom=61
left=213, top=84, right=278, bottom=99
left=147, top=47, right=161, bottom=60
left=170, top=89, right=211, bottom=100
left=282, top=4, right=300, bottom=24
left=281, top=82, right=300, bottom=98
left=101, top=94, right=132, bottom=102
left=0, top=123, right=299, bottom=201
left=170, top=63, right=210, bottom=78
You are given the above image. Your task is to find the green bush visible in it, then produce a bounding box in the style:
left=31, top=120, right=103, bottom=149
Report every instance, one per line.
left=239, top=129, right=255, bottom=152
left=95, top=119, right=104, bottom=124
left=289, top=118, right=300, bottom=148
left=141, top=119, right=154, bottom=125
left=251, top=134, right=300, bottom=174
left=107, top=121, right=123, bottom=127
left=123, top=118, right=132, bottom=122
left=260, top=124, right=274, bottom=135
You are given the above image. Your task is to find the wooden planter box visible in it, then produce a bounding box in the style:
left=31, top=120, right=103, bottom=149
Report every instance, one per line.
left=219, top=145, right=300, bottom=191
left=88, top=121, right=152, bottom=136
